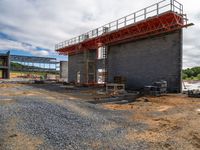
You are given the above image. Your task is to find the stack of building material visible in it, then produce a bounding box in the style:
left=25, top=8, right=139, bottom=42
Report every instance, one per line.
left=106, top=83, right=126, bottom=95
left=143, top=80, right=167, bottom=96
left=154, top=81, right=168, bottom=93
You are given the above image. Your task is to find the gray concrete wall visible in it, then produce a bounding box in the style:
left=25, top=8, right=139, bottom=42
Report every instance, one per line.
left=68, top=51, right=97, bottom=83
left=107, top=30, right=183, bottom=93
left=60, top=61, right=68, bottom=81
left=68, top=53, right=85, bottom=83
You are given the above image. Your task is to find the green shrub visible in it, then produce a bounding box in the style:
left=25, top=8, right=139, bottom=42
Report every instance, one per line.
left=182, top=73, right=188, bottom=80
left=182, top=67, right=200, bottom=80
left=197, top=74, right=200, bottom=80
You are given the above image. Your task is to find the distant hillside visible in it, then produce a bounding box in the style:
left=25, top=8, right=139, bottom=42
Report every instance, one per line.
left=11, top=62, right=41, bottom=70
left=183, top=67, right=200, bottom=80
left=11, top=62, right=24, bottom=68
left=11, top=62, right=59, bottom=74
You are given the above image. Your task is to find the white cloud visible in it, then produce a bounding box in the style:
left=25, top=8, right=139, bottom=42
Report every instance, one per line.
left=0, top=39, right=49, bottom=56
left=0, top=0, right=199, bottom=68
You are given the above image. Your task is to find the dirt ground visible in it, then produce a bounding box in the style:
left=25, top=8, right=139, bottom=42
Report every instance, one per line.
left=0, top=83, right=200, bottom=150
left=103, top=95, right=200, bottom=149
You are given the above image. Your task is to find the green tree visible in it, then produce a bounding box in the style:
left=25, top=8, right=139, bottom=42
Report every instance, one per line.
left=191, top=67, right=200, bottom=77
left=183, top=69, right=192, bottom=78
left=197, top=74, right=200, bottom=80
left=182, top=73, right=188, bottom=80
left=183, top=67, right=200, bottom=80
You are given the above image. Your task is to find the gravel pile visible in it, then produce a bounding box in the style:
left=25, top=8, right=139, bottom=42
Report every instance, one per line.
left=0, top=85, right=149, bottom=150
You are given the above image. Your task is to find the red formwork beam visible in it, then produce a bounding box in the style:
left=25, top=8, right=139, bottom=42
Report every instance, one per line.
left=57, top=12, right=186, bottom=55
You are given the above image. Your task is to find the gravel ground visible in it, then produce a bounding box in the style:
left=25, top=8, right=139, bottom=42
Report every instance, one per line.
left=0, top=84, right=149, bottom=150
left=1, top=83, right=200, bottom=150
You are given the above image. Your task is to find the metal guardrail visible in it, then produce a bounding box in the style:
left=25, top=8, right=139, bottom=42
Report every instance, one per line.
left=55, top=0, right=184, bottom=50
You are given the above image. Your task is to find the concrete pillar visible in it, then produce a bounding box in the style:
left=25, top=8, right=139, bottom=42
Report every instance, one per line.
left=60, top=61, right=68, bottom=82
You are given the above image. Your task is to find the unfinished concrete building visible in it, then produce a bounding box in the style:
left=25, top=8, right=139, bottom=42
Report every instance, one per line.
left=56, top=0, right=191, bottom=93
left=0, top=51, right=61, bottom=79
left=0, top=51, right=10, bottom=79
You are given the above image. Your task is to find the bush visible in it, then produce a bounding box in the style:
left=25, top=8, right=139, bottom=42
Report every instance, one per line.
left=183, top=67, right=200, bottom=80
left=197, top=74, right=200, bottom=80
left=182, top=73, right=188, bottom=80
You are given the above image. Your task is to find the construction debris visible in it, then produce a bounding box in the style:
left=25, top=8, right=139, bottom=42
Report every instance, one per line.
left=34, top=80, right=45, bottom=84
left=188, top=90, right=200, bottom=98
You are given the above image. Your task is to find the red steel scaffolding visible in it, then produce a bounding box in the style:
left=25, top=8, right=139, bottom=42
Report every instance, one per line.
left=56, top=0, right=192, bottom=55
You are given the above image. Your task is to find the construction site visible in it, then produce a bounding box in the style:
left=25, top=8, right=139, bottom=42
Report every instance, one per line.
left=0, top=0, right=200, bottom=150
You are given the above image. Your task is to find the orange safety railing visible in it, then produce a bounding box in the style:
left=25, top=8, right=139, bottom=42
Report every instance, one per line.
left=56, top=0, right=188, bottom=55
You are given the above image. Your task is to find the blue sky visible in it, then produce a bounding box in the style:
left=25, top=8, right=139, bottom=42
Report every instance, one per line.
left=0, top=32, right=67, bottom=61
left=0, top=0, right=199, bottom=68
